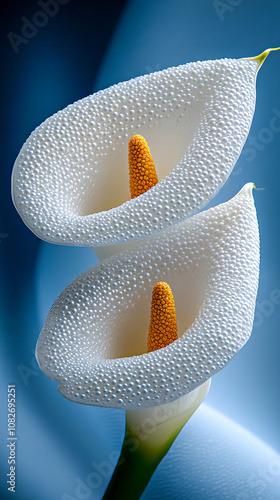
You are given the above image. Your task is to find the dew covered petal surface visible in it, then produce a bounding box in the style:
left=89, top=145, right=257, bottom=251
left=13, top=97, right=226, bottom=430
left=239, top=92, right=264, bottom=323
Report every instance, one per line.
left=13, top=56, right=259, bottom=246
left=36, top=184, right=260, bottom=409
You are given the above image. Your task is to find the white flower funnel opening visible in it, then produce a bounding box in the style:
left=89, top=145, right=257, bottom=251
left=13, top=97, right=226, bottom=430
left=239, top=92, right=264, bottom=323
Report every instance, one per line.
left=11, top=52, right=270, bottom=247
left=36, top=184, right=259, bottom=409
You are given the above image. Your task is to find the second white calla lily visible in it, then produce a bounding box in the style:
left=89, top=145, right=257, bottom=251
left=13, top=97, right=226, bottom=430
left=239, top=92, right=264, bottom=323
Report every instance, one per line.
left=11, top=51, right=272, bottom=247
left=36, top=183, right=259, bottom=409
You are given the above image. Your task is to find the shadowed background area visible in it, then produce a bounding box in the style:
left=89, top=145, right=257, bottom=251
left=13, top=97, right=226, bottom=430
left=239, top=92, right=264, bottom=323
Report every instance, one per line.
left=1, top=1, right=280, bottom=499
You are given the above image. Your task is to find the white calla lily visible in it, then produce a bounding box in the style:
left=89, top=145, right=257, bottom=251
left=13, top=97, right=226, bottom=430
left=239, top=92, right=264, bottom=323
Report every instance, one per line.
left=36, top=183, right=259, bottom=410
left=11, top=50, right=272, bottom=247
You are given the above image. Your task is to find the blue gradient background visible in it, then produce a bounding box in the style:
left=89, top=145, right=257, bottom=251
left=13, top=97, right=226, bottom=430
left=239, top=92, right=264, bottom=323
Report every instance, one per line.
left=1, top=1, right=280, bottom=498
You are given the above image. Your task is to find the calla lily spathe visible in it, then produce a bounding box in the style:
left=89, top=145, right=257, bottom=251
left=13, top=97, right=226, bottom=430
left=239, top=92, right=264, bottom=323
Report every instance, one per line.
left=11, top=52, right=268, bottom=247
left=36, top=183, right=259, bottom=409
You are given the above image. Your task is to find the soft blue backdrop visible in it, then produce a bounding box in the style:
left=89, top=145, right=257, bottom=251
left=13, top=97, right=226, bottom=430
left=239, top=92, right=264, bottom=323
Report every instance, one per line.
left=1, top=1, right=280, bottom=498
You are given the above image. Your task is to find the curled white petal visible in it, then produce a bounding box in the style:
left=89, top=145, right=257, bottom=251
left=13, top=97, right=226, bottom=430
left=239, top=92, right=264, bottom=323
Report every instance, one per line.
left=36, top=183, right=260, bottom=409
left=12, top=55, right=261, bottom=246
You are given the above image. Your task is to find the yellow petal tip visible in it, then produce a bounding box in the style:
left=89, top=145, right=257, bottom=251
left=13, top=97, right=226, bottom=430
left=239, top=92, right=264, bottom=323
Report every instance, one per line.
left=249, top=47, right=280, bottom=68
left=253, top=184, right=266, bottom=191
left=239, top=182, right=255, bottom=195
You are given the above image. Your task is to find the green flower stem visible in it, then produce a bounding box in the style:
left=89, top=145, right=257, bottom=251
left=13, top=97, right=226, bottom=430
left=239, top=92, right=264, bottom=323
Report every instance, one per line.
left=102, top=380, right=210, bottom=500
left=102, top=426, right=180, bottom=500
